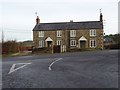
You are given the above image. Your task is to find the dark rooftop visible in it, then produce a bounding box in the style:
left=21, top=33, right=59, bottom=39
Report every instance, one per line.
left=33, top=21, right=103, bottom=31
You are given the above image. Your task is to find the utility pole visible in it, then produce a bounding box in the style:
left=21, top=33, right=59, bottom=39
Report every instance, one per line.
left=2, top=29, right=4, bottom=43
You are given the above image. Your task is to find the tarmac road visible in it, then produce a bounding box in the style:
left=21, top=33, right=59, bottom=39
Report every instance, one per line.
left=2, top=50, right=118, bottom=88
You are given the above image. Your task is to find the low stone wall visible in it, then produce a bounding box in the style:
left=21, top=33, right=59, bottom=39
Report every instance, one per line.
left=32, top=47, right=52, bottom=54
left=69, top=48, right=103, bottom=52
left=69, top=48, right=87, bottom=52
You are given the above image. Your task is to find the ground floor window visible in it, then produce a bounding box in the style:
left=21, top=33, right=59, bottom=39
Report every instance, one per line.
left=90, top=40, right=96, bottom=48
left=70, top=40, right=76, bottom=46
left=57, top=40, right=61, bottom=46
left=39, top=40, right=44, bottom=48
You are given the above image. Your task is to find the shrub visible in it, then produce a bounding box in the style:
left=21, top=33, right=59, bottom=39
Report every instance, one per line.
left=2, top=40, right=19, bottom=54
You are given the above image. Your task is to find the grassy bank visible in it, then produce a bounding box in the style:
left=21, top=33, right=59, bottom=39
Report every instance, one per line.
left=2, top=51, right=32, bottom=58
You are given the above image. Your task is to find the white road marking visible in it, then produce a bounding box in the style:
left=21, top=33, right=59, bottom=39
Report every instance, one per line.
left=8, top=63, right=31, bottom=74
left=49, top=58, right=62, bottom=71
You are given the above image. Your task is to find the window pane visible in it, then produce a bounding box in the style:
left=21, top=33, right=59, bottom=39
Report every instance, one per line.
left=91, top=40, right=92, bottom=47
left=94, top=40, right=96, bottom=47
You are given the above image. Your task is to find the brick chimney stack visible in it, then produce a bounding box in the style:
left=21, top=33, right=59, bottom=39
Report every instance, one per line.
left=36, top=16, right=40, bottom=25
left=70, top=20, right=73, bottom=22
left=100, top=13, right=103, bottom=22
left=100, top=9, right=103, bottom=22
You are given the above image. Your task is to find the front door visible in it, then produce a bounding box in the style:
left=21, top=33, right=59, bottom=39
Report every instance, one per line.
left=47, top=41, right=52, bottom=47
left=80, top=41, right=86, bottom=49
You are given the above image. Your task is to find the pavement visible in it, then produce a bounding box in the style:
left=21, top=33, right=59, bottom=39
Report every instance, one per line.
left=2, top=50, right=119, bottom=88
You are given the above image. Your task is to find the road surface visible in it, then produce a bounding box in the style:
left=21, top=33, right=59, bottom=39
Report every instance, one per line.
left=2, top=50, right=118, bottom=88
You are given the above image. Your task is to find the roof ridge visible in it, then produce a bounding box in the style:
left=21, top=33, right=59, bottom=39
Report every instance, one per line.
left=39, top=21, right=100, bottom=24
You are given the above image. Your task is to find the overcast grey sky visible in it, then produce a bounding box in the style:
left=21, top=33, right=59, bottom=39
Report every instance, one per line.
left=0, top=0, right=119, bottom=41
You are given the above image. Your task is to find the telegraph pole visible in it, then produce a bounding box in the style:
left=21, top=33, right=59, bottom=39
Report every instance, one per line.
left=2, top=29, right=4, bottom=43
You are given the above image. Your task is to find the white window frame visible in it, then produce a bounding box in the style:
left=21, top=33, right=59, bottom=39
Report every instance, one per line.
left=57, top=31, right=62, bottom=37
left=90, top=40, right=96, bottom=48
left=39, top=31, right=44, bottom=37
left=39, top=40, right=44, bottom=48
left=57, top=40, right=62, bottom=46
left=70, top=40, right=76, bottom=46
left=90, top=29, right=96, bottom=36
left=70, top=30, right=76, bottom=37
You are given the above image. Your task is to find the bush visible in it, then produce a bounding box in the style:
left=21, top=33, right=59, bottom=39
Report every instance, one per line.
left=104, top=44, right=120, bottom=49
left=2, top=40, right=19, bottom=54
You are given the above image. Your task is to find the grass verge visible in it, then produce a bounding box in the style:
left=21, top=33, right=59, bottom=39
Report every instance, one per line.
left=2, top=51, right=32, bottom=58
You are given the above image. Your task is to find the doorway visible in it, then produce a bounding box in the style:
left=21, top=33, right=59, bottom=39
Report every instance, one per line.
left=80, top=41, right=86, bottom=49
left=47, top=41, right=52, bottom=47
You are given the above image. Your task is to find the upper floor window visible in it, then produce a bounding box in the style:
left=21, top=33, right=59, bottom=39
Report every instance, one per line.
left=57, top=31, right=62, bottom=37
left=90, top=29, right=96, bottom=36
left=39, top=31, right=44, bottom=37
left=70, top=40, right=76, bottom=46
left=90, top=40, right=96, bottom=48
left=57, top=40, right=62, bottom=46
left=70, top=30, right=76, bottom=37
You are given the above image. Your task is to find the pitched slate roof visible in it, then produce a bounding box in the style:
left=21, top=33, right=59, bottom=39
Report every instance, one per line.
left=33, top=21, right=103, bottom=31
